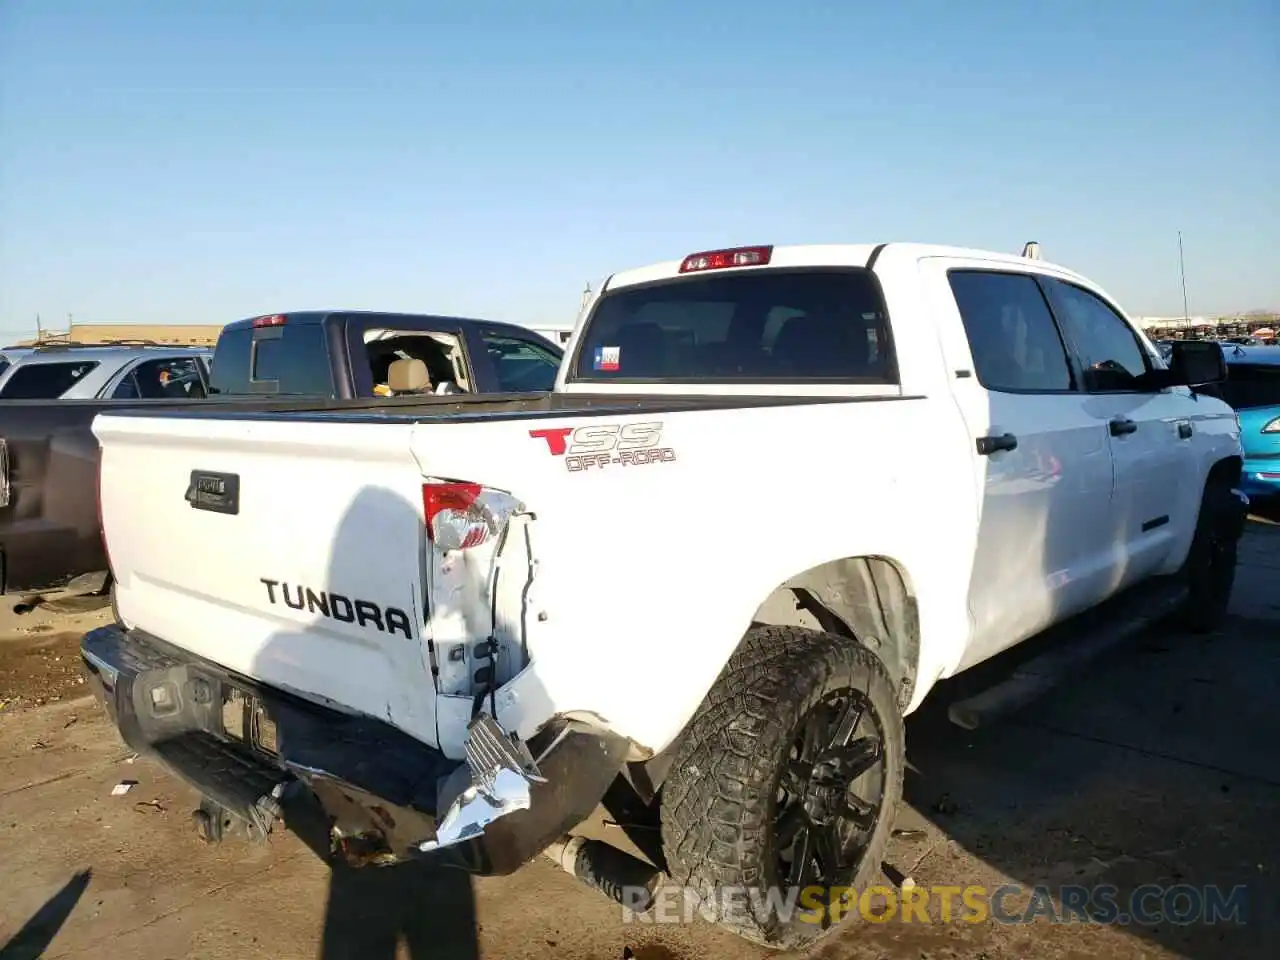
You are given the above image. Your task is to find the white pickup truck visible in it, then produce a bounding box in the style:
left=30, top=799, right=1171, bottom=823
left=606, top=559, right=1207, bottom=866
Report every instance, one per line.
left=82, top=242, right=1247, bottom=949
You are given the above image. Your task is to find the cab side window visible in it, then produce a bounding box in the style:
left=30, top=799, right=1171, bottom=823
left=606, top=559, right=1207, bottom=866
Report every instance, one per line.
left=1042, top=279, right=1151, bottom=393
left=113, top=357, right=205, bottom=399
left=948, top=270, right=1075, bottom=393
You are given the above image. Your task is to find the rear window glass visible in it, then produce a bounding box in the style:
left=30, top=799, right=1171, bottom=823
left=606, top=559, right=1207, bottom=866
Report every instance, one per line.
left=209, top=325, right=333, bottom=396
left=482, top=333, right=562, bottom=392
left=1221, top=363, right=1280, bottom=410
left=0, top=361, right=99, bottom=399
left=571, top=268, right=896, bottom=383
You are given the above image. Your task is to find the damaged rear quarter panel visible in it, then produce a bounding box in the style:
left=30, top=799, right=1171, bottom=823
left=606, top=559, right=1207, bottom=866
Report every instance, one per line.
left=406, top=397, right=963, bottom=756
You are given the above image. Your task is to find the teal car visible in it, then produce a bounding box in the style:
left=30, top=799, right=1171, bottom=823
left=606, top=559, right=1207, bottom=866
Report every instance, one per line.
left=1220, top=344, right=1280, bottom=501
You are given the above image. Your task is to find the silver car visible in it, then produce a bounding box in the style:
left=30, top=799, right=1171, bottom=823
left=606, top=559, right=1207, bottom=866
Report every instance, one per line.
left=0, top=343, right=214, bottom=400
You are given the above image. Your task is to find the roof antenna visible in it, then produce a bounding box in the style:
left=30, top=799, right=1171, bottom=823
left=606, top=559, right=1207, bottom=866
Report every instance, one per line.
left=1021, top=241, right=1041, bottom=260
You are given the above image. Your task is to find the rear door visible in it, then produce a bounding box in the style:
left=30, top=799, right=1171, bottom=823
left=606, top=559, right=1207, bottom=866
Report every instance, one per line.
left=106, top=355, right=211, bottom=399
left=1039, top=277, right=1197, bottom=587
left=922, top=259, right=1117, bottom=668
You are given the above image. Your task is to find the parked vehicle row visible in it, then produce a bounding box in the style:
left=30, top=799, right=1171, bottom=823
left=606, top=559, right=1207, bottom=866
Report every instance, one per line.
left=1217, top=343, right=1280, bottom=502
left=1152, top=339, right=1280, bottom=504
left=0, top=314, right=563, bottom=595
left=81, top=240, right=1248, bottom=950
left=0, top=342, right=213, bottom=400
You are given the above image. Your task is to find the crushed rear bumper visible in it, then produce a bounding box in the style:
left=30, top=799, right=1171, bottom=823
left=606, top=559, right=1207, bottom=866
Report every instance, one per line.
left=80, top=623, right=628, bottom=874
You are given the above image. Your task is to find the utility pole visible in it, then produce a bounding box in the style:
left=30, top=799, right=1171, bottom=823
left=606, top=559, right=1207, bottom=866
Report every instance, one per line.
left=1178, top=231, right=1190, bottom=323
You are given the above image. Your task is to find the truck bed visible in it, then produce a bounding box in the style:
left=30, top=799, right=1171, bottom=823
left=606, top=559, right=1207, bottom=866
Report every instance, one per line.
left=2, top=389, right=852, bottom=594
left=92, top=389, right=882, bottom=424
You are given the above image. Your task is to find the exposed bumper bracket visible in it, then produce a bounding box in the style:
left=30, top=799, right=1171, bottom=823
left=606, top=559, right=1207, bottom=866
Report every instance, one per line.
left=419, top=713, right=545, bottom=852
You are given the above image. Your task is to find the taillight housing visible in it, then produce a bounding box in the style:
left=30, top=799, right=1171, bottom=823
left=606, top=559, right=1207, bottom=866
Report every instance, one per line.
left=0, top=438, right=10, bottom=508
left=679, top=245, right=773, bottom=273
left=96, top=451, right=114, bottom=577
left=1263, top=417, right=1280, bottom=434
left=252, top=314, right=287, bottom=328
left=423, top=481, right=523, bottom=552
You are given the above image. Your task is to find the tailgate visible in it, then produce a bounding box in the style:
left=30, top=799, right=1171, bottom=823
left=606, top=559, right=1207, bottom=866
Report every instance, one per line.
left=94, top=413, right=440, bottom=749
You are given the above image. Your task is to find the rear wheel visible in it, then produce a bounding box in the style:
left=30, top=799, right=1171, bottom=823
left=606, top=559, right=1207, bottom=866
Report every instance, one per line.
left=660, top=625, right=904, bottom=950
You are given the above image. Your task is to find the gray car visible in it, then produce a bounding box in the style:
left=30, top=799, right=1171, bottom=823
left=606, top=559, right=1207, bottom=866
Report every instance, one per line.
left=0, top=347, right=34, bottom=375
left=0, top=343, right=213, bottom=400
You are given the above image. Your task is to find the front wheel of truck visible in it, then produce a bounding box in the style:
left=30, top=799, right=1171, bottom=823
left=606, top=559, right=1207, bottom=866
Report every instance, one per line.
left=660, top=625, right=905, bottom=950
left=1173, top=474, right=1245, bottom=634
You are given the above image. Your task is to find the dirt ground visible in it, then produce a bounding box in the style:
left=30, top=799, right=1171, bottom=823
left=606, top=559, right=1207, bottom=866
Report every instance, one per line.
left=0, top=593, right=113, bottom=709
left=2, top=513, right=1278, bottom=960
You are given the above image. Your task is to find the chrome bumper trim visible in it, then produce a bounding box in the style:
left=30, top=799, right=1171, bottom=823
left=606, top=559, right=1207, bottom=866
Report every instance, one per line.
left=418, top=713, right=545, bottom=852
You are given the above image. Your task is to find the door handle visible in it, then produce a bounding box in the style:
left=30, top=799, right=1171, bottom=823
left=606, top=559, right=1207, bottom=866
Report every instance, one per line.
left=1178, top=421, right=1193, bottom=440
left=976, top=433, right=1018, bottom=456
left=1109, top=417, right=1138, bottom=437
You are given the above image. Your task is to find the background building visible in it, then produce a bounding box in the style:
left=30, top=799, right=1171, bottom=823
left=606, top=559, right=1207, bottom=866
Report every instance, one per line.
left=11, top=322, right=224, bottom=347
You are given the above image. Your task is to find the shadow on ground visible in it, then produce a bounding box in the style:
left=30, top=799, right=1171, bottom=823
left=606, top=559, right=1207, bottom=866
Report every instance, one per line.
left=246, top=484, right=482, bottom=960
left=895, top=519, right=1279, bottom=960
left=0, top=869, right=92, bottom=960
left=282, top=792, right=479, bottom=960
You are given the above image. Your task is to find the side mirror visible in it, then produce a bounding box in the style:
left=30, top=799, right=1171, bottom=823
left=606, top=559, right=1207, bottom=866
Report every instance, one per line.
left=1166, top=340, right=1227, bottom=387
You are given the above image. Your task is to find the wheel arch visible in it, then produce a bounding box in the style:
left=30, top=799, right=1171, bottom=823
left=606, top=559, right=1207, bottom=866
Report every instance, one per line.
left=748, top=554, right=921, bottom=712
left=624, top=554, right=921, bottom=806
left=1207, top=453, right=1243, bottom=488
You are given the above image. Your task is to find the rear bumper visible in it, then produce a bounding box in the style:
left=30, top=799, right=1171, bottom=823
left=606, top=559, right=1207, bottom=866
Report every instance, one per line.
left=80, top=623, right=629, bottom=874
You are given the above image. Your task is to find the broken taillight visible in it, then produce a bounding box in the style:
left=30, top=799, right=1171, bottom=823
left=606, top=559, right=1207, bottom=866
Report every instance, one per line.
left=423, top=481, right=522, bottom=552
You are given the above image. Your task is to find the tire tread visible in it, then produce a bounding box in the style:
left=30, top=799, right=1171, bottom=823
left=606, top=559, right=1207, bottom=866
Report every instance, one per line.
left=660, top=625, right=903, bottom=948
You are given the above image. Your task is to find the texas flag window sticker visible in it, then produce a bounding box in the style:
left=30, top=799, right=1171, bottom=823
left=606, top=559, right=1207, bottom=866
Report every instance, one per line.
left=594, top=346, right=621, bottom=372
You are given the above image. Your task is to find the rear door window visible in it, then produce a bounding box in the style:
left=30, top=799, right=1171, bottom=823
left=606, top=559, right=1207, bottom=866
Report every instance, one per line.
left=0, top=361, right=100, bottom=399
left=113, top=357, right=207, bottom=399
left=570, top=268, right=896, bottom=383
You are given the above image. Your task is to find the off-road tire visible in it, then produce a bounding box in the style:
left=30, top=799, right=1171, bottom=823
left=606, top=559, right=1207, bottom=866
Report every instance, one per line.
left=660, top=625, right=905, bottom=950
left=1175, top=476, right=1242, bottom=633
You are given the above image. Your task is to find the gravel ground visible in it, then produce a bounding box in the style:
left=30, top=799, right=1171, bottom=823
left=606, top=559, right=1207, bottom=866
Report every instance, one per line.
left=1, top=514, right=1277, bottom=959
left=0, top=594, right=111, bottom=711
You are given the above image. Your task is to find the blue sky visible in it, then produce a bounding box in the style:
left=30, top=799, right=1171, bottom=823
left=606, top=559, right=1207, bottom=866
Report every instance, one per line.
left=1, top=0, right=1276, bottom=339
